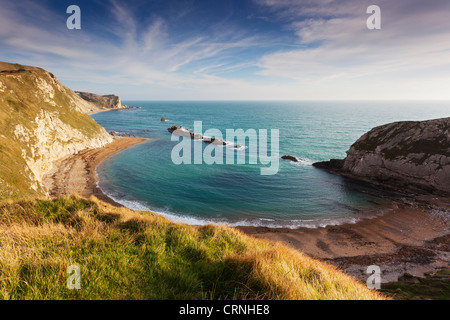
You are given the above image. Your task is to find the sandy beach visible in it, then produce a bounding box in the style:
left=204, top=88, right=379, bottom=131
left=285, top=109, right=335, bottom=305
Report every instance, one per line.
left=238, top=204, right=449, bottom=282
left=43, top=136, right=148, bottom=207
left=44, top=137, right=449, bottom=282
left=87, top=106, right=138, bottom=115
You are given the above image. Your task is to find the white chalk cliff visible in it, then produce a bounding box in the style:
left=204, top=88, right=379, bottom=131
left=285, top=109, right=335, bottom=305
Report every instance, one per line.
left=0, top=62, right=112, bottom=199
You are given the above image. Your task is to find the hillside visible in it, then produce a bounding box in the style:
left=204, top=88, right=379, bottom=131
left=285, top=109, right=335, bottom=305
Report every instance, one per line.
left=314, top=117, right=450, bottom=195
left=0, top=62, right=387, bottom=301
left=0, top=62, right=112, bottom=200
left=75, top=91, right=128, bottom=113
left=0, top=196, right=384, bottom=300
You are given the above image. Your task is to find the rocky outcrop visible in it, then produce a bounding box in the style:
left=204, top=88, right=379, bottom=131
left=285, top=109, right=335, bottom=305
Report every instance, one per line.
left=75, top=91, right=129, bottom=113
left=313, top=159, right=344, bottom=170
left=168, top=125, right=234, bottom=146
left=0, top=62, right=112, bottom=199
left=281, top=155, right=300, bottom=162
left=314, top=118, right=450, bottom=195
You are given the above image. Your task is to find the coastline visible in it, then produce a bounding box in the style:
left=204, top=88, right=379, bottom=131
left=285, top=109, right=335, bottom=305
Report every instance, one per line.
left=43, top=136, right=148, bottom=207
left=238, top=203, right=449, bottom=282
left=87, top=109, right=111, bottom=115
left=87, top=108, right=123, bottom=115
left=43, top=136, right=449, bottom=282
left=87, top=106, right=138, bottom=115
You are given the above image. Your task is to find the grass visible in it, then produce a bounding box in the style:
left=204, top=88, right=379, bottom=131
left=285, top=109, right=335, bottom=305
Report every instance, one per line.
left=0, top=196, right=385, bottom=300
left=0, top=61, right=108, bottom=200
left=381, top=271, right=450, bottom=300
left=352, top=120, right=450, bottom=163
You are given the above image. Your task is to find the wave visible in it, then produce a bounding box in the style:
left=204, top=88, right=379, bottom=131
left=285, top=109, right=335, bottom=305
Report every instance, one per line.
left=98, top=186, right=381, bottom=229
left=288, top=157, right=314, bottom=166
left=198, top=136, right=249, bottom=150
left=224, top=141, right=248, bottom=150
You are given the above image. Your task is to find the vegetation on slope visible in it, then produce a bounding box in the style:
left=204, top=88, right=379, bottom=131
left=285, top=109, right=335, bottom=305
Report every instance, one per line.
left=75, top=91, right=126, bottom=111
left=0, top=62, right=110, bottom=200
left=0, top=196, right=384, bottom=300
left=381, top=270, right=450, bottom=300
left=0, top=62, right=386, bottom=301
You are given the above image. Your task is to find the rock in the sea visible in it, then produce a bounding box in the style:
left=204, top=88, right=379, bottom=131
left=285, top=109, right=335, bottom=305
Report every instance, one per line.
left=314, top=117, right=450, bottom=195
left=168, top=125, right=200, bottom=139
left=168, top=125, right=180, bottom=133
left=281, top=155, right=300, bottom=162
left=203, top=137, right=227, bottom=145
left=161, top=117, right=166, bottom=122
left=313, top=159, right=344, bottom=169
left=168, top=125, right=228, bottom=146
left=189, top=132, right=203, bottom=140
left=109, top=131, right=127, bottom=137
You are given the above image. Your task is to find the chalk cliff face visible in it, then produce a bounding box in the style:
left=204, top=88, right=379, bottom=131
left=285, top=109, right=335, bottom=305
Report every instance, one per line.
left=75, top=91, right=127, bottom=112
left=0, top=62, right=112, bottom=199
left=315, top=118, right=450, bottom=195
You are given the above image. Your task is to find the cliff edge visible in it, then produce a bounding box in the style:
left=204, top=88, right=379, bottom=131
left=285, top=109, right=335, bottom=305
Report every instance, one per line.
left=75, top=91, right=128, bottom=113
left=0, top=62, right=113, bottom=199
left=314, top=117, right=450, bottom=195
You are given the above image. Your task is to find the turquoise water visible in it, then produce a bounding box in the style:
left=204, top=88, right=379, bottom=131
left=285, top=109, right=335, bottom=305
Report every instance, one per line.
left=92, top=101, right=450, bottom=228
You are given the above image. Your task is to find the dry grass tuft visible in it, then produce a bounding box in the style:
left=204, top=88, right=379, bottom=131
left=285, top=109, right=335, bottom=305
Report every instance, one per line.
left=0, top=196, right=385, bottom=300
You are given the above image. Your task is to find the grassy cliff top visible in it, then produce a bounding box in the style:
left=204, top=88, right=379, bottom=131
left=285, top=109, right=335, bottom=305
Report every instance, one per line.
left=0, top=62, right=43, bottom=73
left=75, top=91, right=125, bottom=110
left=0, top=61, right=111, bottom=200
left=0, top=196, right=384, bottom=300
left=351, top=118, right=450, bottom=160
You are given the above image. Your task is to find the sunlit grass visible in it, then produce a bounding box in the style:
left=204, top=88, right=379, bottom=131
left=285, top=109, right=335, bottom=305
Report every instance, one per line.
left=0, top=196, right=385, bottom=300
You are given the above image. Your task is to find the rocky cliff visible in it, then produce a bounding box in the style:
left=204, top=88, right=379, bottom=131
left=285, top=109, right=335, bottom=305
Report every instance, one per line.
left=314, top=118, right=450, bottom=195
left=0, top=62, right=112, bottom=199
left=75, top=91, right=127, bottom=112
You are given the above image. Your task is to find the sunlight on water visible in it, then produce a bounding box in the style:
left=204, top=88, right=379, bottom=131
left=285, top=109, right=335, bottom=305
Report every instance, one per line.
left=93, top=101, right=450, bottom=227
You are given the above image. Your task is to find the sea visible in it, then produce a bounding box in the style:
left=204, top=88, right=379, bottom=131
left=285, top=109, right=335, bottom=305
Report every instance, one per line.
left=91, top=101, right=450, bottom=228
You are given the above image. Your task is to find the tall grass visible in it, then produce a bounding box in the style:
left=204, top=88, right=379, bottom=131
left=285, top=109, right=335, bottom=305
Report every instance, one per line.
left=0, top=196, right=385, bottom=300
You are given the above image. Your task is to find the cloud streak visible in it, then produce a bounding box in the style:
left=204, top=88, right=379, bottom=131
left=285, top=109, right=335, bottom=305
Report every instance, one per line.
left=0, top=0, right=449, bottom=100
left=254, top=0, right=450, bottom=99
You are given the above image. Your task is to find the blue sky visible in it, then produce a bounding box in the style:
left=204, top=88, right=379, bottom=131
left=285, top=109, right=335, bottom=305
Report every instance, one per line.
left=1, top=0, right=450, bottom=100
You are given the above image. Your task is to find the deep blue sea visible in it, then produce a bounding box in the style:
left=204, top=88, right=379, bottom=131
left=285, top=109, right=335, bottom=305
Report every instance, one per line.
left=91, top=101, right=450, bottom=228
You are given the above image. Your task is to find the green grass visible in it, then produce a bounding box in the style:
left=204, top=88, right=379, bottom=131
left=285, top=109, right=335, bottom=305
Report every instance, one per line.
left=0, top=61, right=108, bottom=200
left=352, top=121, right=450, bottom=163
left=381, top=271, right=450, bottom=300
left=0, top=196, right=385, bottom=300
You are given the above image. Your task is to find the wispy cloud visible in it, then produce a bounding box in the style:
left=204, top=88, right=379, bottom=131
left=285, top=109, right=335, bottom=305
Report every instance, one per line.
left=254, top=0, right=450, bottom=99
left=0, top=0, right=268, bottom=97
left=0, top=0, right=449, bottom=100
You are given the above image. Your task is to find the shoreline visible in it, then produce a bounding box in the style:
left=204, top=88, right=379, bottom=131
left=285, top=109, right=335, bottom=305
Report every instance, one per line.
left=87, top=106, right=138, bottom=115
left=43, top=137, right=449, bottom=282
left=43, top=136, right=149, bottom=207
left=237, top=203, right=449, bottom=282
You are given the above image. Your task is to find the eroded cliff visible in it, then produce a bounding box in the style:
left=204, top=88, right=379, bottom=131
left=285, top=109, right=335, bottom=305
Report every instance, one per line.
left=75, top=91, right=127, bottom=112
left=0, top=62, right=112, bottom=199
left=314, top=117, right=450, bottom=195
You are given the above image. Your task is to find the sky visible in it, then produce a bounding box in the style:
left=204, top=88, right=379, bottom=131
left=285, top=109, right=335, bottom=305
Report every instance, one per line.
left=1, top=0, right=450, bottom=100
